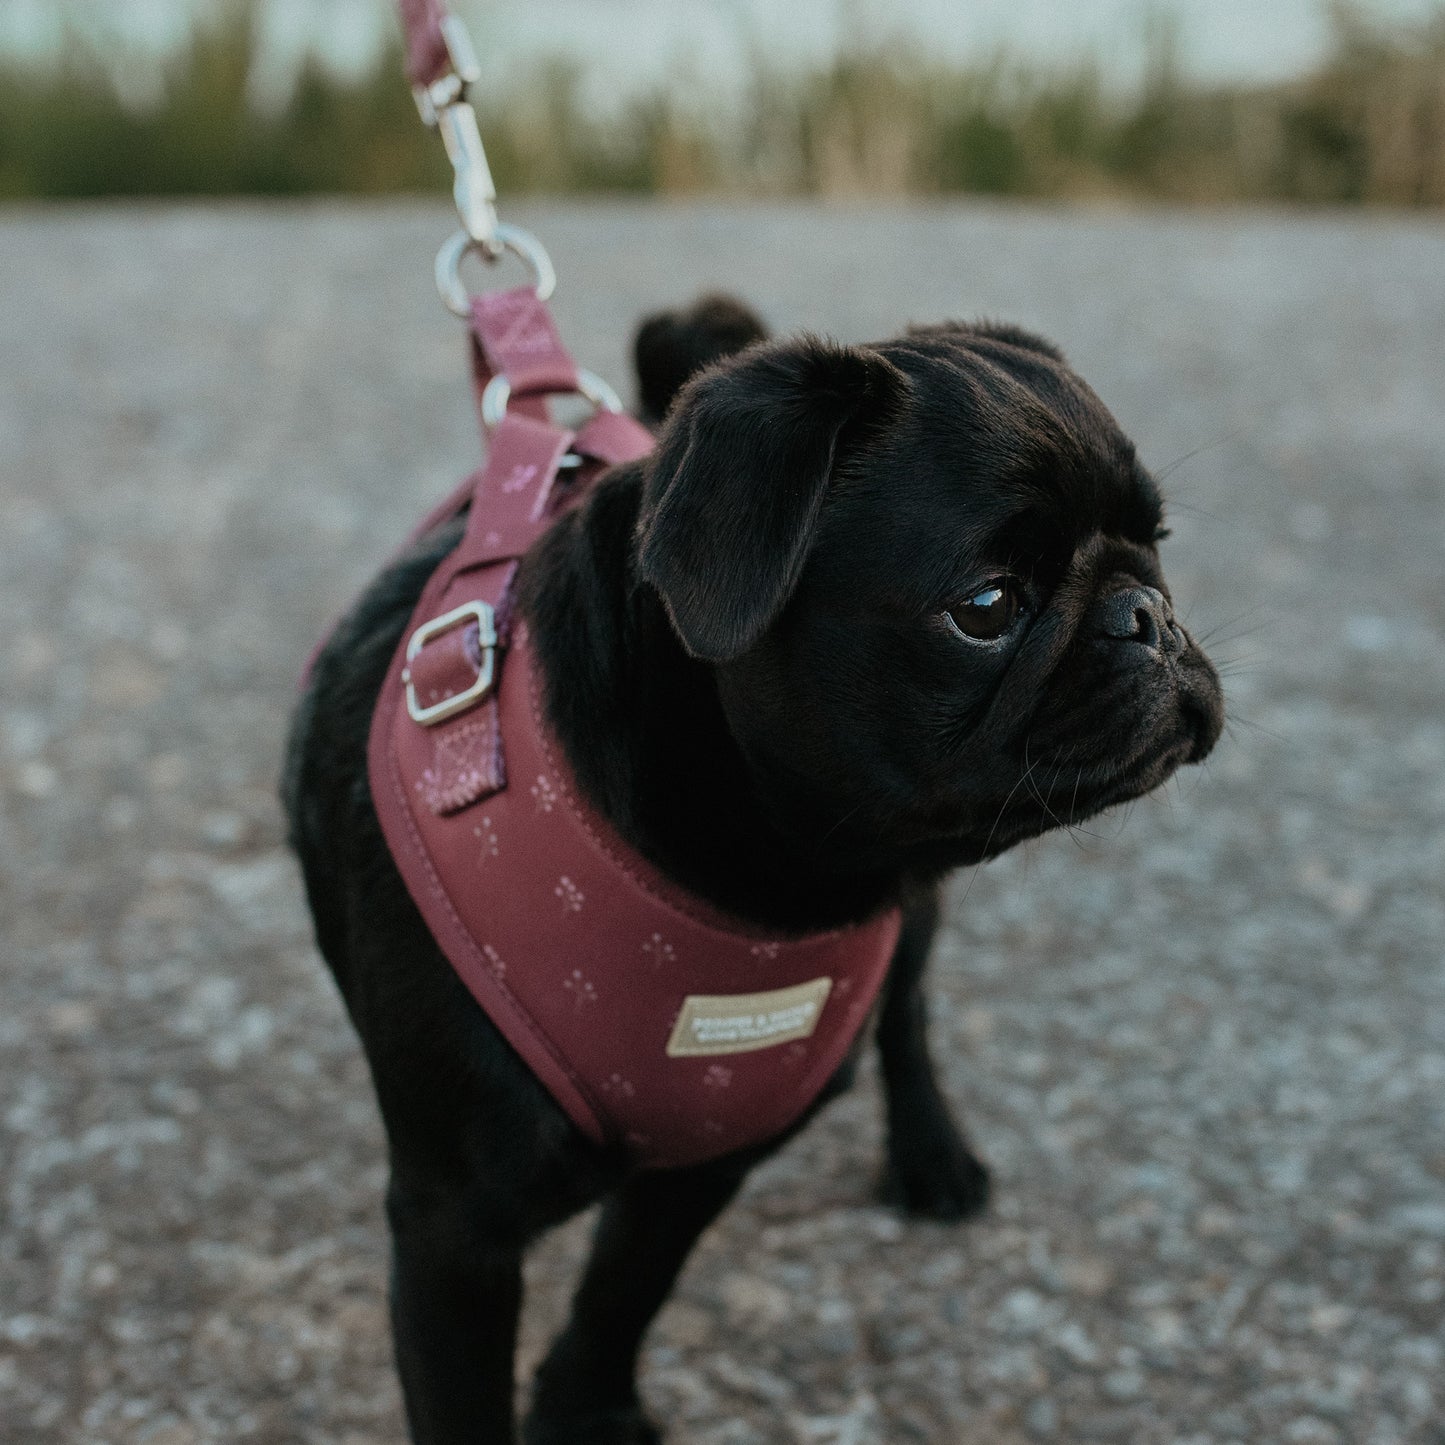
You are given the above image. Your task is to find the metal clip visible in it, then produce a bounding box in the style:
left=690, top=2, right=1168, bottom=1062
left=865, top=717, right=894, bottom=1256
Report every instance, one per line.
left=412, top=16, right=482, bottom=122
left=439, top=102, right=499, bottom=251
left=410, top=17, right=498, bottom=250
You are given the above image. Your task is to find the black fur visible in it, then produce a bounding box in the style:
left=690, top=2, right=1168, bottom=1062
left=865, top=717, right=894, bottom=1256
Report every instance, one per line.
left=636, top=337, right=909, bottom=662
left=283, top=295, right=1223, bottom=1443
left=633, top=293, right=768, bottom=424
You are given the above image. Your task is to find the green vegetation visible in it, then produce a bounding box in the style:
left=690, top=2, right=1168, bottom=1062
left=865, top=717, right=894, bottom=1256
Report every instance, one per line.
left=2, top=4, right=1443, bottom=204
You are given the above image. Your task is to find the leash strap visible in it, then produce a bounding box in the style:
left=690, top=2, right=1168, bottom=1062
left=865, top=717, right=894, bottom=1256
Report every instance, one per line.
left=397, top=0, right=452, bottom=88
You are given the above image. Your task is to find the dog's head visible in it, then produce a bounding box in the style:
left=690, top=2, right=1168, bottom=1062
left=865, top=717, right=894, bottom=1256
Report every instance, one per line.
left=634, top=324, right=1224, bottom=874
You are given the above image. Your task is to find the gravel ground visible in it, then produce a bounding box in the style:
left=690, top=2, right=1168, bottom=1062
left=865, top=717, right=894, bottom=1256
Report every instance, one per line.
left=2, top=199, right=1443, bottom=1445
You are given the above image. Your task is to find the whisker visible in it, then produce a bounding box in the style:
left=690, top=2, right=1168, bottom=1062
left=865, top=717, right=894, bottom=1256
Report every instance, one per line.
left=1023, top=739, right=1071, bottom=842
left=1223, top=712, right=1283, bottom=742
left=818, top=798, right=867, bottom=846
left=1153, top=425, right=1252, bottom=487
left=956, top=738, right=1053, bottom=907
left=1195, top=621, right=1275, bottom=650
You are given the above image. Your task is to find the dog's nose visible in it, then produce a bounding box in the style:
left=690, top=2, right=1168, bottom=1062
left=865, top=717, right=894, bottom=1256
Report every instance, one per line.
left=1098, top=585, right=1183, bottom=656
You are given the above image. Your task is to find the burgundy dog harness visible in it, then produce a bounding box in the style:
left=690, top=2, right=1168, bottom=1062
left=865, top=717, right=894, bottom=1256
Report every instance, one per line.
left=351, top=3, right=901, bottom=1170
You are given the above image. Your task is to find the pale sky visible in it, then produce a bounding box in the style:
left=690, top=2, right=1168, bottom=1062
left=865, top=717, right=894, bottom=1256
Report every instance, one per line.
left=6, top=0, right=1442, bottom=110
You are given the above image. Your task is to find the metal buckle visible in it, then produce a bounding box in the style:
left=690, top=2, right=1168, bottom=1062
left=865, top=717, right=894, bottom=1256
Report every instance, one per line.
left=402, top=601, right=497, bottom=726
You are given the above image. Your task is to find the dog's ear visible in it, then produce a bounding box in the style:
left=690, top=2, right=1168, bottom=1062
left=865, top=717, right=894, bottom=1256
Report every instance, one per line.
left=635, top=336, right=908, bottom=663
left=633, top=294, right=770, bottom=424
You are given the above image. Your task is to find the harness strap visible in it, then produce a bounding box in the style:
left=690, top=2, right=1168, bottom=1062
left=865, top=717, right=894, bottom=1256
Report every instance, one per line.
left=398, top=414, right=571, bottom=807
left=456, top=413, right=576, bottom=573
left=397, top=361, right=652, bottom=815
left=470, top=287, right=580, bottom=409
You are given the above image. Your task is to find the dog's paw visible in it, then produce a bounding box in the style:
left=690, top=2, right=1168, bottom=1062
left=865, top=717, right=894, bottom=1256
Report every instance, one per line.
left=881, top=1133, right=992, bottom=1222
left=523, top=1404, right=662, bottom=1445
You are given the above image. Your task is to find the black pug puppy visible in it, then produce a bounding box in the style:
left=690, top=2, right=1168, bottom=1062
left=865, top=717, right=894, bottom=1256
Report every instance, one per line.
left=283, top=295, right=1223, bottom=1444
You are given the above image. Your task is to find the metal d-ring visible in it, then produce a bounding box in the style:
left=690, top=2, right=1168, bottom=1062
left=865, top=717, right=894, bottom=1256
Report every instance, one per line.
left=479, top=368, right=625, bottom=431
left=435, top=223, right=557, bottom=318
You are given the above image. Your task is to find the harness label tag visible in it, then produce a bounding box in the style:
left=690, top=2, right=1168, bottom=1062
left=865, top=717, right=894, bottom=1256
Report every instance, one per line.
left=665, top=977, right=833, bottom=1057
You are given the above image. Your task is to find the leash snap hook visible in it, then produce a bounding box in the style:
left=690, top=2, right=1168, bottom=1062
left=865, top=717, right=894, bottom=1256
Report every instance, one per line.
left=413, top=17, right=499, bottom=252
left=439, top=101, right=499, bottom=253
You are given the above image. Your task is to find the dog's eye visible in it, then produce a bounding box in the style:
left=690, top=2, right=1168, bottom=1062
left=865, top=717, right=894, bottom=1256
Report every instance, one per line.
left=945, top=579, right=1024, bottom=643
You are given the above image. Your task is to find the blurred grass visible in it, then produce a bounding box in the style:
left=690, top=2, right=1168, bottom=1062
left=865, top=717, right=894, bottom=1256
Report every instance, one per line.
left=1, top=2, right=1443, bottom=204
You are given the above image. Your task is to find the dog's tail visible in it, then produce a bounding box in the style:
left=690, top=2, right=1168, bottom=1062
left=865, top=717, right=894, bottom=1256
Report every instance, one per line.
left=633, top=293, right=768, bottom=426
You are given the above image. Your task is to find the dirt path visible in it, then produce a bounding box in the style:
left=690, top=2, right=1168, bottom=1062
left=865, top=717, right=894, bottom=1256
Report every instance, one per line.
left=2, top=200, right=1442, bottom=1444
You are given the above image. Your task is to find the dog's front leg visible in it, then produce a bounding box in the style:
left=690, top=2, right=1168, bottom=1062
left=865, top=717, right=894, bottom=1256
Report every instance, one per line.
left=877, top=892, right=992, bottom=1221
left=386, top=1167, right=525, bottom=1445
left=524, top=1157, right=753, bottom=1445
